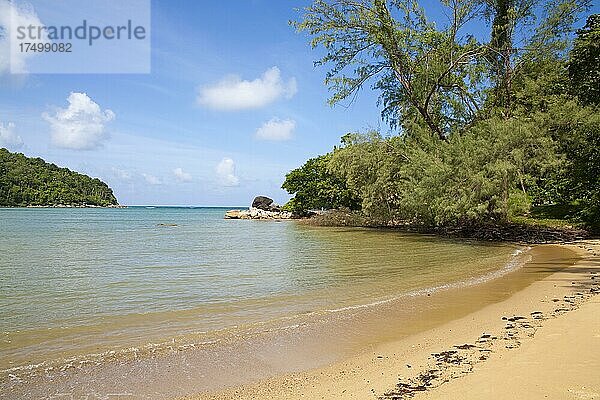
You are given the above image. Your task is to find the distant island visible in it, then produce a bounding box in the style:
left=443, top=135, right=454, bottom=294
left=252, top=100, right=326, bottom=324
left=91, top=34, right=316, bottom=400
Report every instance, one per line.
left=0, top=148, right=119, bottom=207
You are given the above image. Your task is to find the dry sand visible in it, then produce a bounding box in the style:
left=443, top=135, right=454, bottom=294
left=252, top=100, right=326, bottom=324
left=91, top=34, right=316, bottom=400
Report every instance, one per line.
left=184, top=240, right=600, bottom=400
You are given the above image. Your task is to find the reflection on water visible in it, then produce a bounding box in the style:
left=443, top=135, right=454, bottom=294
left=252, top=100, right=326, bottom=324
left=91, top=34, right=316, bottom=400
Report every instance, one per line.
left=0, top=207, right=516, bottom=374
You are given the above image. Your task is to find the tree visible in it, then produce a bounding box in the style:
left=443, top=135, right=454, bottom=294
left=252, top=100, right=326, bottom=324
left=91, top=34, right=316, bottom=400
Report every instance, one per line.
left=568, top=14, right=600, bottom=106
left=547, top=100, right=600, bottom=232
left=294, top=0, right=488, bottom=139
left=289, top=1, right=598, bottom=233
left=282, top=153, right=360, bottom=213
left=481, top=0, right=591, bottom=116
left=328, top=120, right=557, bottom=227
left=294, top=0, right=590, bottom=134
left=0, top=148, right=118, bottom=207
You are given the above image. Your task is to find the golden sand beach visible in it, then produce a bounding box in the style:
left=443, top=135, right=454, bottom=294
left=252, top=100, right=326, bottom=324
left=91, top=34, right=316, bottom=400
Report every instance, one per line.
left=185, top=240, right=600, bottom=400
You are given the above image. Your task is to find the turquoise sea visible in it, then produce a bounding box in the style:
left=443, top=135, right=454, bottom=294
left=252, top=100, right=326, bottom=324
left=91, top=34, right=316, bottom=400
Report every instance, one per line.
left=0, top=207, right=522, bottom=398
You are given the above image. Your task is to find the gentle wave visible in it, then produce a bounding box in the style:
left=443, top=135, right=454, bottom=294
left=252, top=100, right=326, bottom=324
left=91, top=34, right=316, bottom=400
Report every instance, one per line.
left=322, top=246, right=532, bottom=313
left=2, top=246, right=531, bottom=386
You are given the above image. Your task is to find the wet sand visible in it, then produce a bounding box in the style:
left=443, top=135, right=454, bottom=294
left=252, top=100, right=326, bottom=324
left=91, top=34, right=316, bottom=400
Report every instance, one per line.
left=184, top=240, right=600, bottom=400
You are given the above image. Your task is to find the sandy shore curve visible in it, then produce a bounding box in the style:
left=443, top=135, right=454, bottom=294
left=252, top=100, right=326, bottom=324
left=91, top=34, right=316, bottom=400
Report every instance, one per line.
left=185, top=240, right=600, bottom=400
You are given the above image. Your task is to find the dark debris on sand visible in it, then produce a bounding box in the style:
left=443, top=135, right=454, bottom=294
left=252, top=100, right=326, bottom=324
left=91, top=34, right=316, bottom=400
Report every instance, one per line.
left=380, top=251, right=599, bottom=399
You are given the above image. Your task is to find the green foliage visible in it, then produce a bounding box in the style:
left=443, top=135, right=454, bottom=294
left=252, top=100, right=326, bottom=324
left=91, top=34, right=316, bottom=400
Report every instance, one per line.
left=0, top=148, right=119, bottom=207
left=510, top=55, right=570, bottom=115
left=510, top=204, right=586, bottom=229
left=530, top=204, right=583, bottom=221
left=323, top=94, right=598, bottom=231
left=293, top=0, right=488, bottom=139
left=281, top=154, right=360, bottom=213
left=329, top=118, right=556, bottom=227
left=568, top=14, right=600, bottom=106
left=507, top=190, right=531, bottom=218
left=480, top=0, right=590, bottom=115
left=294, top=0, right=590, bottom=135
left=289, top=1, right=599, bottom=233
left=547, top=101, right=600, bottom=231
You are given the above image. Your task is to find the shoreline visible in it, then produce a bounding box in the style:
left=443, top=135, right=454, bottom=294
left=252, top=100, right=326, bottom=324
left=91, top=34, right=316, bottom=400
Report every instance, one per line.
left=183, top=240, right=600, bottom=400
left=2, top=237, right=526, bottom=398
left=2, top=239, right=597, bottom=399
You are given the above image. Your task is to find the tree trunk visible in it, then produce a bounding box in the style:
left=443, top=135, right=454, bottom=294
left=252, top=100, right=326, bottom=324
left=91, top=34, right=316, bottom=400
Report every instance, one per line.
left=489, top=0, right=514, bottom=117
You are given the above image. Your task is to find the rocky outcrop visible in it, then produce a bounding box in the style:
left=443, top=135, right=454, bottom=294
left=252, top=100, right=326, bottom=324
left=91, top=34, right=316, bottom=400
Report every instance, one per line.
left=251, top=196, right=281, bottom=212
left=252, top=196, right=273, bottom=209
left=224, top=210, right=243, bottom=219
left=225, top=196, right=294, bottom=220
left=225, top=207, right=293, bottom=220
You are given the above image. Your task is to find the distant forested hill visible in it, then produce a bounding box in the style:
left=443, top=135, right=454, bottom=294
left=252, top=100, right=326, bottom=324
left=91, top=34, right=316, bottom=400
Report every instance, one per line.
left=0, top=148, right=118, bottom=207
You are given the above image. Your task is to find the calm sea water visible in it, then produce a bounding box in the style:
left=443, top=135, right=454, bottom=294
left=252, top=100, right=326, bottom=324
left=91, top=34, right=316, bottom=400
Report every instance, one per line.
left=0, top=207, right=519, bottom=378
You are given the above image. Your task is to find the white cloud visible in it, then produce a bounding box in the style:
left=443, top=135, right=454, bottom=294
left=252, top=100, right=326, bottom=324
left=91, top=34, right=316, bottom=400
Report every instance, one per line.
left=142, top=173, right=161, bottom=185
left=197, top=66, right=297, bottom=111
left=215, top=158, right=239, bottom=186
left=43, top=92, right=115, bottom=150
left=0, top=0, right=47, bottom=75
left=255, top=118, right=295, bottom=141
left=173, top=167, right=192, bottom=182
left=111, top=167, right=132, bottom=180
left=0, top=121, right=24, bottom=150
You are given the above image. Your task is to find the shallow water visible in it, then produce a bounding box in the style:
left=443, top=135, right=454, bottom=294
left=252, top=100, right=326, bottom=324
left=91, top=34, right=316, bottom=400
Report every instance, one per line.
left=0, top=207, right=521, bottom=395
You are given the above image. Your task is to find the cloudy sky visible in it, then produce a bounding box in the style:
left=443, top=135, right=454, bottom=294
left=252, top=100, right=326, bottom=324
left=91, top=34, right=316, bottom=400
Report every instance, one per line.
left=1, top=1, right=595, bottom=206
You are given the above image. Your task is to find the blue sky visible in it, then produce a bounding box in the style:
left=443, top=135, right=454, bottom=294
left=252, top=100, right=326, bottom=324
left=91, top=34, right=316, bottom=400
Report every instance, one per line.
left=1, top=0, right=386, bottom=206
left=0, top=0, right=597, bottom=206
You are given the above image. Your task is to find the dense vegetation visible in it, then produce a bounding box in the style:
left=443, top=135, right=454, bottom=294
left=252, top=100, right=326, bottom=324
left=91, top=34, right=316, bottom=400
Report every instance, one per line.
left=283, top=1, right=599, bottom=234
left=281, top=153, right=360, bottom=213
left=0, top=148, right=119, bottom=207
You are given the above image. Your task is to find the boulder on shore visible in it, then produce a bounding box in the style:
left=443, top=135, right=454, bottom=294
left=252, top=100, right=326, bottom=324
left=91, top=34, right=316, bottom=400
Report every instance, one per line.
left=251, top=196, right=281, bottom=211
left=251, top=196, right=273, bottom=209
